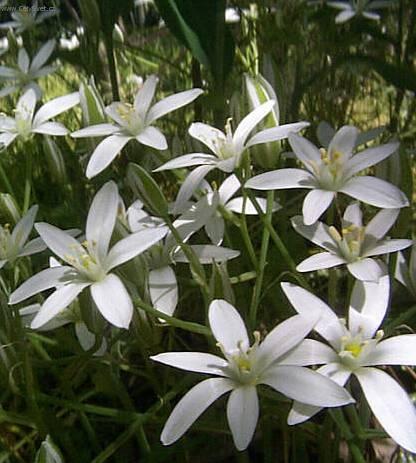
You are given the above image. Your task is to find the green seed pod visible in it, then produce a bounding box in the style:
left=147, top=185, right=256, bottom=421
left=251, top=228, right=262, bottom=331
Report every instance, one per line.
left=0, top=193, right=21, bottom=224
left=79, top=76, right=106, bottom=127
left=43, top=136, right=67, bottom=185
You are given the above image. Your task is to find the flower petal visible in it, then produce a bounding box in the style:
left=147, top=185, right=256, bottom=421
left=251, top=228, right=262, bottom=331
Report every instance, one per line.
left=151, top=352, right=228, bottom=375
left=347, top=258, right=386, bottom=281
left=147, top=88, right=203, bottom=124
left=18, top=237, right=46, bottom=257
left=16, top=88, right=37, bottom=122
left=30, top=39, right=55, bottom=71
left=291, top=216, right=338, bottom=252
left=343, top=202, right=362, bottom=227
left=365, top=335, right=416, bottom=366
left=218, top=174, right=240, bottom=204
left=233, top=100, right=275, bottom=153
left=32, top=122, right=68, bottom=135
left=188, top=122, right=225, bottom=155
left=340, top=176, right=409, bottom=208
left=105, top=226, right=168, bottom=271
left=345, top=142, right=399, bottom=178
left=149, top=266, right=178, bottom=316
left=279, top=339, right=338, bottom=366
left=335, top=10, right=356, bottom=23
left=136, top=126, right=167, bottom=150
left=261, top=365, right=354, bottom=407
left=355, top=367, right=416, bottom=454
left=86, top=180, right=119, bottom=261
left=227, top=386, right=259, bottom=451
left=363, top=239, right=412, bottom=258
left=90, top=274, right=133, bottom=329
left=0, top=132, right=17, bottom=148
left=317, top=121, right=335, bottom=148
left=18, top=48, right=30, bottom=73
left=33, top=92, right=79, bottom=127
left=288, top=132, right=322, bottom=170
left=205, top=214, right=224, bottom=245
left=302, top=189, right=335, bottom=225
left=297, top=252, right=346, bottom=272
left=134, top=74, right=158, bottom=118
left=209, top=299, right=249, bottom=352
left=257, top=313, right=320, bottom=371
left=245, top=168, right=316, bottom=190
left=287, top=363, right=351, bottom=425
left=11, top=205, right=38, bottom=249
left=154, top=153, right=217, bottom=172
left=9, top=266, right=74, bottom=304
left=174, top=245, right=240, bottom=264
left=86, top=134, right=131, bottom=179
left=31, top=282, right=89, bottom=329
left=160, top=377, right=234, bottom=446
left=246, top=122, right=310, bottom=147
left=327, top=125, right=358, bottom=161
left=71, top=123, right=120, bottom=138
left=281, top=282, right=347, bottom=348
left=348, top=275, right=390, bottom=338
left=364, top=208, right=399, bottom=240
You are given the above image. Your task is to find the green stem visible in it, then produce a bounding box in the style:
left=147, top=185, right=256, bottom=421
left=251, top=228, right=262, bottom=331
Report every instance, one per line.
left=135, top=298, right=211, bottom=337
left=0, top=158, right=16, bottom=197
left=23, top=151, right=32, bottom=214
left=104, top=33, right=119, bottom=101
left=249, top=190, right=273, bottom=328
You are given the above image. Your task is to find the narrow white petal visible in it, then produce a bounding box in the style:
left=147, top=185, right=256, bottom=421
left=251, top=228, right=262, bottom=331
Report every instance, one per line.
left=205, top=214, right=224, bottom=245
left=356, top=367, right=416, bottom=453
left=327, top=125, right=358, bottom=161
left=172, top=165, right=215, bottom=214
left=86, top=180, right=119, bottom=260
left=0, top=132, right=17, bottom=148
left=365, top=208, right=399, bottom=240
left=365, top=335, right=416, bottom=366
left=245, top=168, right=316, bottom=190
left=75, top=322, right=107, bottom=355
left=246, top=122, right=309, bottom=147
left=0, top=67, right=18, bottom=78
left=32, top=122, right=68, bottom=136
left=348, top=275, right=389, bottom=338
left=363, top=239, right=412, bottom=258
left=343, top=202, right=362, bottom=227
left=281, top=282, right=347, bottom=348
left=33, top=92, right=79, bottom=126
left=16, top=88, right=37, bottom=122
left=316, top=121, right=335, bottom=148
left=347, top=258, right=386, bottom=281
left=261, top=365, right=354, bottom=407
left=11, top=205, right=38, bottom=249
left=136, top=126, right=167, bottom=150
left=149, top=266, right=178, bottom=316
left=160, top=377, right=234, bottom=445
left=209, top=299, right=249, bottom=352
left=31, top=283, right=88, bottom=329
left=174, top=245, right=239, bottom=264
left=345, top=142, right=399, bottom=177
left=227, top=386, right=259, bottom=450
left=154, top=153, right=217, bottom=172
left=297, top=252, right=346, bottom=272
left=71, top=123, right=119, bottom=138
left=134, top=75, right=158, bottom=117
left=302, top=189, right=335, bottom=225
left=291, top=216, right=338, bottom=252
left=18, top=48, right=30, bottom=72
left=362, top=11, right=380, bottom=20
left=105, top=226, right=168, bottom=271
left=226, top=197, right=278, bottom=215
left=35, top=222, right=84, bottom=264
left=90, top=274, right=133, bottom=329
left=233, top=100, right=275, bottom=153
left=340, top=176, right=409, bottom=208
left=0, top=115, right=16, bottom=131
left=18, top=237, right=46, bottom=257
left=9, top=266, right=74, bottom=304
left=218, top=174, right=240, bottom=204
left=288, top=132, right=322, bottom=169
left=288, top=363, right=351, bottom=425
left=86, top=135, right=131, bottom=179
left=30, top=40, right=55, bottom=71
left=279, top=339, right=338, bottom=366
left=335, top=10, right=356, bottom=23
left=150, top=352, right=228, bottom=375
left=147, top=88, right=203, bottom=124
left=394, top=251, right=413, bottom=291
left=188, top=123, right=225, bottom=155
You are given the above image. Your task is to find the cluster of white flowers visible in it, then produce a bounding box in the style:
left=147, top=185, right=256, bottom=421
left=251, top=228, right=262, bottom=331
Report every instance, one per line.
left=1, top=8, right=415, bottom=457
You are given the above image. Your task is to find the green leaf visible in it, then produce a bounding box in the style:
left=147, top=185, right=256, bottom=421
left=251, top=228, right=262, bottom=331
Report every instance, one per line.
left=154, top=0, right=234, bottom=85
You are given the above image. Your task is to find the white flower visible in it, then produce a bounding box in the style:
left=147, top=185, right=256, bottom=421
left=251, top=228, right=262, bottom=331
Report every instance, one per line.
left=0, top=2, right=58, bottom=34
left=151, top=299, right=354, bottom=450
left=281, top=277, right=416, bottom=454
left=316, top=120, right=384, bottom=149
left=9, top=181, right=168, bottom=329
left=292, top=202, right=412, bottom=281
left=71, top=75, right=203, bottom=178
left=0, top=205, right=45, bottom=268
left=154, top=103, right=309, bottom=212
left=0, top=40, right=56, bottom=97
left=179, top=174, right=280, bottom=245
left=0, top=88, right=79, bottom=149
left=127, top=200, right=240, bottom=317
left=328, top=0, right=391, bottom=23
left=246, top=125, right=408, bottom=225
left=395, top=246, right=416, bottom=299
